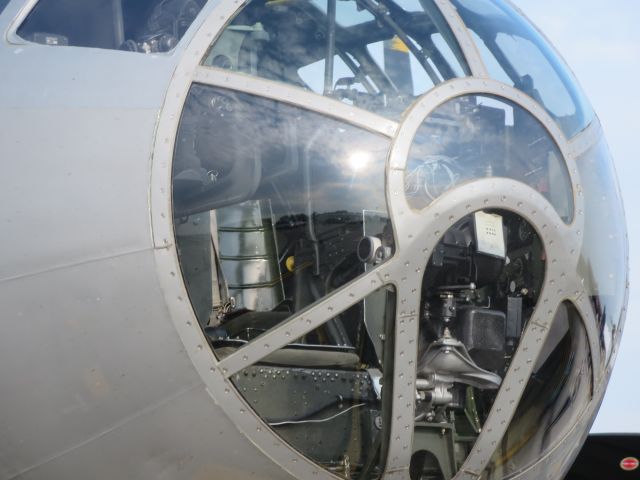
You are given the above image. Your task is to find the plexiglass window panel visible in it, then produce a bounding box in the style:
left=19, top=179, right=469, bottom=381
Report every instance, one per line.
left=405, top=94, right=574, bottom=223
left=0, top=0, right=10, bottom=15
left=576, top=138, right=628, bottom=366
left=173, top=85, right=393, bottom=347
left=412, top=209, right=544, bottom=479
left=483, top=302, right=593, bottom=478
left=450, top=0, right=594, bottom=138
left=202, top=0, right=470, bottom=119
left=17, top=0, right=206, bottom=52
left=214, top=286, right=396, bottom=479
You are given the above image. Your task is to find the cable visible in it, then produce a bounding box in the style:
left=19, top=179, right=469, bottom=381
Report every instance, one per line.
left=268, top=403, right=367, bottom=427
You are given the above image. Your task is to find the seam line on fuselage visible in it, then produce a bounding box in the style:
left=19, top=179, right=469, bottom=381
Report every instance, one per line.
left=0, top=246, right=154, bottom=284
left=6, top=382, right=204, bottom=480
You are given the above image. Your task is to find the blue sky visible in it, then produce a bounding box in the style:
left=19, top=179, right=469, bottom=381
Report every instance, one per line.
left=513, top=0, right=640, bottom=433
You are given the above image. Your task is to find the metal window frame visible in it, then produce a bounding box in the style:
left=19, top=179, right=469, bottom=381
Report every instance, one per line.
left=193, top=67, right=399, bottom=138
left=149, top=1, right=609, bottom=479
left=433, top=0, right=489, bottom=78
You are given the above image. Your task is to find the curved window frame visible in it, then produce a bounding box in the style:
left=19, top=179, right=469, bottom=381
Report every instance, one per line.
left=199, top=0, right=472, bottom=120
left=449, top=0, right=595, bottom=139
left=403, top=92, right=575, bottom=223
left=147, top=0, right=614, bottom=475
left=575, top=135, right=629, bottom=367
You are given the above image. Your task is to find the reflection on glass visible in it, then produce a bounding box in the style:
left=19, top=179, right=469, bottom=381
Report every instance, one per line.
left=412, top=209, right=545, bottom=479
left=172, top=84, right=392, bottom=344
left=405, top=94, right=573, bottom=222
left=221, top=286, right=396, bottom=479
left=17, top=0, right=206, bottom=52
left=576, top=138, right=628, bottom=366
left=451, top=0, right=594, bottom=138
left=202, top=0, right=469, bottom=118
left=483, top=302, right=593, bottom=478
